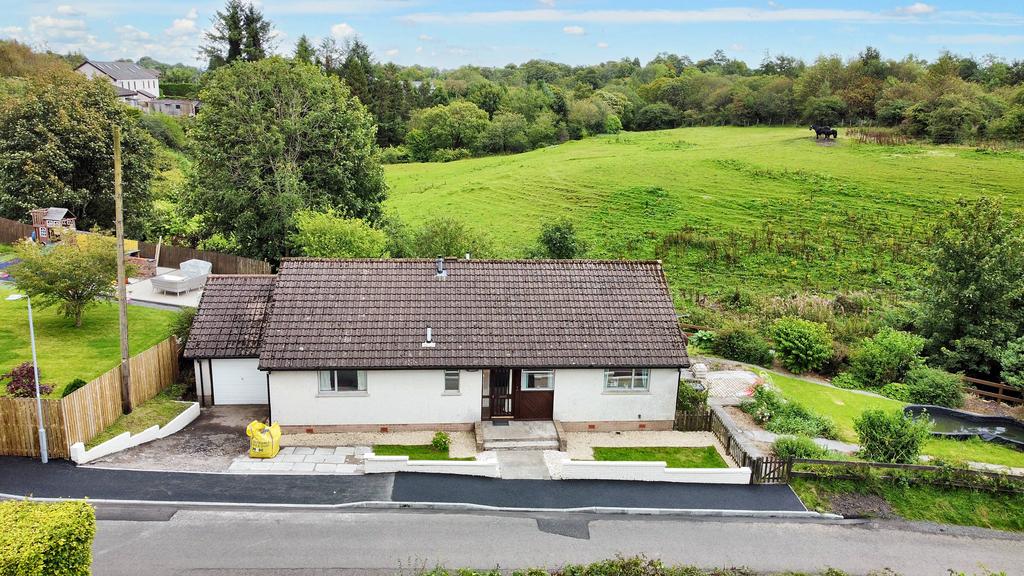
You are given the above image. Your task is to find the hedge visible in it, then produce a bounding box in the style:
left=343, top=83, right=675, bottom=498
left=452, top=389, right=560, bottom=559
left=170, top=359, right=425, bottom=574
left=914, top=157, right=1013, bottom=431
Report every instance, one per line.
left=0, top=500, right=96, bottom=576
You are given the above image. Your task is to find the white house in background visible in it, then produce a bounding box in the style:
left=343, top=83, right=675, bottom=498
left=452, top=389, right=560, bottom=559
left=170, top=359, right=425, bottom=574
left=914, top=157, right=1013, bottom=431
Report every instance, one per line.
left=184, top=259, right=690, bottom=433
left=75, top=60, right=160, bottom=107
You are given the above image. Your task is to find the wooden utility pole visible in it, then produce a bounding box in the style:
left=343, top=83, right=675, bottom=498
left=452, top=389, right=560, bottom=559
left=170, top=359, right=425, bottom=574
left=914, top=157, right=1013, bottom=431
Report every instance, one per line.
left=113, top=125, right=132, bottom=414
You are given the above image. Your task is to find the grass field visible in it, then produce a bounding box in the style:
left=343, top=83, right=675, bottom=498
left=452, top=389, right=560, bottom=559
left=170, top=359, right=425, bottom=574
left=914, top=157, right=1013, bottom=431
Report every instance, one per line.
left=592, top=446, right=728, bottom=468
left=0, top=284, right=177, bottom=397
left=386, top=127, right=1024, bottom=300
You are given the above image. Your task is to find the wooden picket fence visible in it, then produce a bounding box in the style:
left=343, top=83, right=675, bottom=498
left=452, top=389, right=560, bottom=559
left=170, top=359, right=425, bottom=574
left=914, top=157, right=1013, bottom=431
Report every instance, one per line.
left=0, top=337, right=180, bottom=459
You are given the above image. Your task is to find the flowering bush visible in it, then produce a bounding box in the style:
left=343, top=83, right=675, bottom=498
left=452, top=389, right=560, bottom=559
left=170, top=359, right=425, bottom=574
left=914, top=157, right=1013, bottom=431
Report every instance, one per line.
left=2, top=362, right=52, bottom=398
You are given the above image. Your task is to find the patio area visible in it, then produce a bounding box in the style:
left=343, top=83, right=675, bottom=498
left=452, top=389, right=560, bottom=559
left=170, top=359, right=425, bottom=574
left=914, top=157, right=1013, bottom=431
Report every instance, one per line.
left=127, top=266, right=203, bottom=308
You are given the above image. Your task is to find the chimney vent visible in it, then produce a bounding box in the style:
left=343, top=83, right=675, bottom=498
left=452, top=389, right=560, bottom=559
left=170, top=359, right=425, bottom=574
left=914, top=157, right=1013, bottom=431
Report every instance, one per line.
left=422, top=326, right=436, bottom=348
left=435, top=257, right=447, bottom=278
left=465, top=253, right=471, bottom=260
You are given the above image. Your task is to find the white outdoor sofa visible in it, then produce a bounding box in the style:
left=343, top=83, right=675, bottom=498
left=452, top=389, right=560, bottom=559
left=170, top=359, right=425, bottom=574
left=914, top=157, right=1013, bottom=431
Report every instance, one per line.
left=150, top=259, right=212, bottom=295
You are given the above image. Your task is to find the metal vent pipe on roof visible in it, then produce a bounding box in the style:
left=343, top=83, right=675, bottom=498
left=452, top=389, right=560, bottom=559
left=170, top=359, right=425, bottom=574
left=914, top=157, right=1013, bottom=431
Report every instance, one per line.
left=435, top=257, right=447, bottom=277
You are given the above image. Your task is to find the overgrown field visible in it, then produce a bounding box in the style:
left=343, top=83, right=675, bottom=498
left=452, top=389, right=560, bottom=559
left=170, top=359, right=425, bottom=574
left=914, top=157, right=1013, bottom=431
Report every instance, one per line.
left=386, top=127, right=1024, bottom=304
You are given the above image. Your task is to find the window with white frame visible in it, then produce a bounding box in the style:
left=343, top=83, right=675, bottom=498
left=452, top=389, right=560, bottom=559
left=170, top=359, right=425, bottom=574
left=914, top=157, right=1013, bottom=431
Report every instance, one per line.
left=521, top=369, right=554, bottom=391
left=318, top=369, right=366, bottom=393
left=603, top=368, right=650, bottom=392
left=444, top=370, right=460, bottom=393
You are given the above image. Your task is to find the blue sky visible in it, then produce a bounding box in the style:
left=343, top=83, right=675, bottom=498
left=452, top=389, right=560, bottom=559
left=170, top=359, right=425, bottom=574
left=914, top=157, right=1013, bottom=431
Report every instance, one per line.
left=1, top=1, right=1023, bottom=69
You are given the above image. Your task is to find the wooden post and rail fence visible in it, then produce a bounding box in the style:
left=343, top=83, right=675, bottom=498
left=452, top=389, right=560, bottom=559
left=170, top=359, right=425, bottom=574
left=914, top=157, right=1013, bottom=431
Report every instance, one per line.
left=0, top=337, right=180, bottom=459
left=0, top=216, right=271, bottom=275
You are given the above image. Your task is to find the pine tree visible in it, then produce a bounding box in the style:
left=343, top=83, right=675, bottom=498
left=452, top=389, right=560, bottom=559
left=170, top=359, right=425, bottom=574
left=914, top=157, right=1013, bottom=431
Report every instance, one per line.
left=294, top=35, right=315, bottom=65
left=241, top=2, right=273, bottom=62
left=202, top=0, right=244, bottom=69
left=341, top=39, right=373, bottom=105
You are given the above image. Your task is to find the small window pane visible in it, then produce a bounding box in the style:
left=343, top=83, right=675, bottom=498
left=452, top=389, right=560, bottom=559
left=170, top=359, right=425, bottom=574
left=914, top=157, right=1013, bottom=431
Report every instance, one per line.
left=320, top=370, right=366, bottom=393
left=444, top=370, right=460, bottom=392
left=522, top=370, right=554, bottom=390
left=318, top=371, right=333, bottom=392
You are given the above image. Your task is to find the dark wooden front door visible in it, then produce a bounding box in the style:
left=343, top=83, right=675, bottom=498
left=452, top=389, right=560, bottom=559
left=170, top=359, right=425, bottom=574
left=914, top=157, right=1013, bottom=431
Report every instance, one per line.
left=489, top=368, right=514, bottom=418
left=513, top=368, right=554, bottom=420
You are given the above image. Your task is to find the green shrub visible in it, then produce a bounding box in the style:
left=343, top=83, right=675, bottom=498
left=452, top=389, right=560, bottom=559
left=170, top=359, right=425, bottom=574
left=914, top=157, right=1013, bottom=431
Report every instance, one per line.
left=0, top=500, right=95, bottom=576
left=138, top=112, right=186, bottom=150
left=773, top=435, right=831, bottom=459
left=61, top=378, right=88, bottom=398
left=830, top=372, right=860, bottom=389
left=848, top=328, right=925, bottom=388
left=770, top=317, right=833, bottom=374
left=431, top=147, right=472, bottom=163
left=741, top=385, right=838, bottom=439
left=431, top=431, right=451, bottom=452
left=879, top=382, right=912, bottom=402
left=676, top=382, right=708, bottom=412
left=171, top=306, right=197, bottom=346
left=688, top=330, right=716, bottom=350
left=905, top=366, right=964, bottom=408
left=998, top=336, right=1024, bottom=390
left=710, top=324, right=773, bottom=366
left=380, top=145, right=411, bottom=164
left=854, top=409, right=932, bottom=464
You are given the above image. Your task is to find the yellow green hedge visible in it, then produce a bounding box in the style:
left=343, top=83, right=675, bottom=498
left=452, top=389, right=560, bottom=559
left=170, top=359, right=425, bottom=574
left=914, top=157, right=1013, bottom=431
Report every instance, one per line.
left=0, top=500, right=96, bottom=575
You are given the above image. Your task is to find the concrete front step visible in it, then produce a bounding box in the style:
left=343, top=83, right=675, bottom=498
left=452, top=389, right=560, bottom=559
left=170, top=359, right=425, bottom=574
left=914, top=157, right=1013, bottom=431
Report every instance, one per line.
left=484, top=439, right=560, bottom=451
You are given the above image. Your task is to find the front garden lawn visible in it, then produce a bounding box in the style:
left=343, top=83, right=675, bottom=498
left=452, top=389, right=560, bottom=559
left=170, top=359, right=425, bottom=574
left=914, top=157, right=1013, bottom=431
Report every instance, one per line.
left=792, top=477, right=1024, bottom=532
left=372, top=444, right=473, bottom=461
left=86, top=384, right=190, bottom=449
left=0, top=284, right=177, bottom=397
left=592, top=446, right=728, bottom=468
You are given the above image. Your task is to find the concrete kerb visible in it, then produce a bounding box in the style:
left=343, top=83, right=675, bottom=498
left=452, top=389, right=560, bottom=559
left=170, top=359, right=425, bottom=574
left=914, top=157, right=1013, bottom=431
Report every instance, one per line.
left=0, top=492, right=842, bottom=520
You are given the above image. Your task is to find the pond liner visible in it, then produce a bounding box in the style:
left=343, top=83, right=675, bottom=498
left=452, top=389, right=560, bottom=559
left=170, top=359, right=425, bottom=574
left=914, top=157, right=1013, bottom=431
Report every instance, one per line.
left=904, top=404, right=1024, bottom=451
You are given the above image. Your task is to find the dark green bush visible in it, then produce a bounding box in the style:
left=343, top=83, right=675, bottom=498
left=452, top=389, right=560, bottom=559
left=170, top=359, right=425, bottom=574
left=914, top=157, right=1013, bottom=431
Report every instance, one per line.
left=171, top=306, right=197, bottom=346
left=431, top=431, right=451, bottom=452
left=773, top=435, right=832, bottom=459
left=830, top=372, right=860, bottom=389
left=710, top=324, right=773, bottom=366
left=879, top=382, right=912, bottom=402
left=431, top=147, right=472, bottom=162
left=138, top=112, right=186, bottom=150
left=905, top=366, right=964, bottom=408
left=61, top=378, right=88, bottom=398
left=770, top=317, right=833, bottom=374
left=854, top=409, right=932, bottom=464
left=379, top=145, right=411, bottom=164
left=688, top=330, right=716, bottom=351
left=676, top=381, right=709, bottom=412
left=0, top=500, right=95, bottom=576
left=848, top=328, right=925, bottom=388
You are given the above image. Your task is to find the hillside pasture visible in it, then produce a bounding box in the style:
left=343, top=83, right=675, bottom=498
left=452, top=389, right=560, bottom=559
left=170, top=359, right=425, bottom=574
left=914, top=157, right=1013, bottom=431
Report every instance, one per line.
left=385, top=127, right=1024, bottom=301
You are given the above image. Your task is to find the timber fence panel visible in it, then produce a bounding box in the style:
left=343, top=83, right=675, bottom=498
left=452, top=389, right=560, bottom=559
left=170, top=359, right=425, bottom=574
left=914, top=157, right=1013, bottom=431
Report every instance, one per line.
left=61, top=370, right=122, bottom=448
left=128, top=337, right=180, bottom=409
left=137, top=242, right=271, bottom=275
left=0, top=398, right=68, bottom=458
left=0, top=217, right=34, bottom=244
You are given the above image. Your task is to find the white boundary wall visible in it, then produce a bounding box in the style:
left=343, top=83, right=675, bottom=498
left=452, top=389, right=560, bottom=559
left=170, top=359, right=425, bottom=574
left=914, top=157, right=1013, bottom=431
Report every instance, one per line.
left=363, top=451, right=500, bottom=477
left=70, top=402, right=200, bottom=464
left=548, top=452, right=751, bottom=484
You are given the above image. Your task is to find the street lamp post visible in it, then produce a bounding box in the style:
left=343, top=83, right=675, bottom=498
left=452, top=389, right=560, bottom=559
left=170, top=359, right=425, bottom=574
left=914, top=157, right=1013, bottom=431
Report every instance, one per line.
left=6, top=293, right=47, bottom=463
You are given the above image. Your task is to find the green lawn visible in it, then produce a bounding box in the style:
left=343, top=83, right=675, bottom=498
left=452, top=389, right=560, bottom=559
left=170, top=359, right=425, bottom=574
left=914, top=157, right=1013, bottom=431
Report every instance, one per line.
left=86, top=384, right=190, bottom=449
left=0, top=284, right=177, bottom=397
left=768, top=372, right=904, bottom=443
left=591, top=446, right=728, bottom=468
left=386, top=127, right=1024, bottom=300
left=372, top=444, right=473, bottom=461
left=923, top=437, right=1024, bottom=469
left=792, top=477, right=1024, bottom=533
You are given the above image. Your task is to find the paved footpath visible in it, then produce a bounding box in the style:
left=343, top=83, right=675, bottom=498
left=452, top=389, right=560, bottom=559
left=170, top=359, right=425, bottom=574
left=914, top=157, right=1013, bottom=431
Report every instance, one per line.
left=0, top=456, right=804, bottom=511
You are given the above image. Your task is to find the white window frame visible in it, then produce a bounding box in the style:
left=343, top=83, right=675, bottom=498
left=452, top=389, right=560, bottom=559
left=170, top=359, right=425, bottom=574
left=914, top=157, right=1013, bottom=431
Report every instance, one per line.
left=603, top=368, right=650, bottom=393
left=521, top=369, right=554, bottom=391
left=318, top=369, right=367, bottom=396
left=443, top=369, right=461, bottom=395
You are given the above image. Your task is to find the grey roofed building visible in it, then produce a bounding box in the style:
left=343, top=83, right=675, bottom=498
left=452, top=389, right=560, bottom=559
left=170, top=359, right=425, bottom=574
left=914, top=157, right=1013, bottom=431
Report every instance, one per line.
left=78, top=60, right=160, bottom=81
left=184, top=275, right=276, bottom=359
left=257, top=258, right=689, bottom=371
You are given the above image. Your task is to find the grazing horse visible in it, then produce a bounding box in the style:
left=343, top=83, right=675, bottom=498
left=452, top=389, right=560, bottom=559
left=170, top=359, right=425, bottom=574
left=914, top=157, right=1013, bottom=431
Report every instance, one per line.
left=810, top=125, right=839, bottom=140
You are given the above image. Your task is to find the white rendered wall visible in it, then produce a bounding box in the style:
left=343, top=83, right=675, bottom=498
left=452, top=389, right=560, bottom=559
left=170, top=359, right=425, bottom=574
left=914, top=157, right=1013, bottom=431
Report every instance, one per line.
left=552, top=368, right=678, bottom=422
left=269, top=369, right=483, bottom=426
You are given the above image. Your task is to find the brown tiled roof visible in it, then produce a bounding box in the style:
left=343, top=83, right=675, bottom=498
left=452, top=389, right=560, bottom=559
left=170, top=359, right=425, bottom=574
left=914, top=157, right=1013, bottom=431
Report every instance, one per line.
left=258, top=259, right=689, bottom=370
left=183, top=275, right=275, bottom=359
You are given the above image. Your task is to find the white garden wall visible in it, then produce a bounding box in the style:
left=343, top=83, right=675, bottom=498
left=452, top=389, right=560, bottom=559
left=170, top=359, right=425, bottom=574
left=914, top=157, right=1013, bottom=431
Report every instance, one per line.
left=269, top=369, right=483, bottom=426
left=70, top=402, right=200, bottom=464
left=552, top=368, right=678, bottom=423
left=549, top=453, right=751, bottom=484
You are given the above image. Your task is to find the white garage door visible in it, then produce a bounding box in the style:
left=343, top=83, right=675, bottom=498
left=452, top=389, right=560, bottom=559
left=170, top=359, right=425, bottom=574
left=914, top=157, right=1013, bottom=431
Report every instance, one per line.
left=211, top=358, right=268, bottom=405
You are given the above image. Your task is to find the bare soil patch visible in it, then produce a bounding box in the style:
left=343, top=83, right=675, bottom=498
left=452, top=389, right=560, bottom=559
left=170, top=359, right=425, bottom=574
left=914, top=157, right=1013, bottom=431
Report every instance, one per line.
left=828, top=492, right=898, bottom=520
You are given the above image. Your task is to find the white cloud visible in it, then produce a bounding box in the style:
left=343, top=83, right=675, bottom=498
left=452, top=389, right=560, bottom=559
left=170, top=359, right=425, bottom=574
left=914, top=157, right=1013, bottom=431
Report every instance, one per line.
left=331, top=22, right=357, bottom=38
left=595, top=41, right=608, bottom=48
left=729, top=43, right=745, bottom=51
left=118, top=25, right=151, bottom=42
left=926, top=33, right=1024, bottom=45
left=165, top=17, right=198, bottom=37
left=415, top=45, right=423, bottom=53
left=418, top=33, right=433, bottom=41
left=895, top=3, right=935, bottom=16
left=384, top=48, right=400, bottom=56
left=55, top=5, right=84, bottom=17
left=563, top=25, right=585, bottom=35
